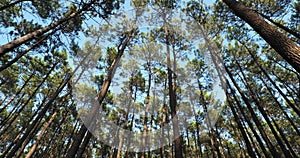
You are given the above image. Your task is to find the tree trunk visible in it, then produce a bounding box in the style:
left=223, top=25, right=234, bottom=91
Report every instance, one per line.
left=0, top=30, right=56, bottom=72
left=0, top=62, right=57, bottom=134
left=164, top=19, right=183, bottom=158
left=0, top=72, right=34, bottom=117
left=76, top=132, right=93, bottom=158
left=25, top=111, right=58, bottom=158
left=5, top=71, right=73, bottom=157
left=232, top=58, right=277, bottom=157
left=241, top=42, right=300, bottom=117
left=223, top=0, right=300, bottom=73
left=0, top=0, right=96, bottom=56
left=258, top=12, right=300, bottom=40
left=226, top=91, right=256, bottom=157
left=225, top=65, right=279, bottom=157
left=0, top=0, right=30, bottom=11
left=66, top=32, right=135, bottom=158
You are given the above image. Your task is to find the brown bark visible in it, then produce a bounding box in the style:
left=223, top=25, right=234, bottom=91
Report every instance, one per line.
left=0, top=0, right=30, bottom=11
left=241, top=42, right=300, bottom=117
left=141, top=75, right=151, bottom=158
left=261, top=76, right=300, bottom=136
left=232, top=85, right=270, bottom=157
left=258, top=12, right=300, bottom=40
left=117, top=81, right=136, bottom=158
left=124, top=84, right=138, bottom=157
left=223, top=0, right=300, bottom=73
left=76, top=132, right=93, bottom=158
left=0, top=29, right=56, bottom=72
left=25, top=111, right=58, bottom=158
left=66, top=31, right=135, bottom=158
left=268, top=110, right=298, bottom=157
left=164, top=19, right=183, bottom=158
left=0, top=60, right=57, bottom=130
left=4, top=50, right=91, bottom=157
left=231, top=64, right=293, bottom=158
left=225, top=65, right=279, bottom=156
left=4, top=74, right=70, bottom=157
left=235, top=40, right=300, bottom=136
left=0, top=0, right=96, bottom=56
left=226, top=91, right=256, bottom=157
left=66, top=124, right=89, bottom=158
left=233, top=59, right=276, bottom=157
left=0, top=72, right=34, bottom=116
left=159, top=79, right=168, bottom=158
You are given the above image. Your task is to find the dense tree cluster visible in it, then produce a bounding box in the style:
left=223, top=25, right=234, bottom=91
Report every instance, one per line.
left=0, top=0, right=299, bottom=157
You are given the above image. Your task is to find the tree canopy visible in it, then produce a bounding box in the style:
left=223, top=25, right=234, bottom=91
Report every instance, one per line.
left=0, top=0, right=299, bottom=157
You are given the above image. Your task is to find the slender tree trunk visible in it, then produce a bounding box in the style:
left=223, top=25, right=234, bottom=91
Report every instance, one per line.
left=190, top=93, right=202, bottom=158
left=66, top=125, right=88, bottom=158
left=164, top=20, right=183, bottom=158
left=225, top=65, right=279, bottom=157
left=243, top=121, right=262, bottom=157
left=0, top=0, right=30, bottom=11
left=261, top=76, right=300, bottom=136
left=257, top=12, right=300, bottom=40
left=226, top=142, right=232, bottom=158
left=76, top=132, right=93, bottom=158
left=58, top=120, right=78, bottom=156
left=109, top=118, right=121, bottom=158
left=25, top=110, right=58, bottom=158
left=0, top=72, right=34, bottom=116
left=226, top=91, right=256, bottom=157
left=66, top=32, right=135, bottom=158
left=0, top=0, right=97, bottom=56
left=4, top=49, right=91, bottom=157
left=141, top=72, right=152, bottom=158
left=268, top=110, right=298, bottom=157
left=0, top=29, right=56, bottom=72
left=124, top=85, right=138, bottom=157
left=124, top=86, right=137, bottom=157
left=0, top=62, right=57, bottom=133
left=223, top=0, right=300, bottom=73
left=236, top=40, right=300, bottom=136
left=117, top=84, right=135, bottom=158
left=241, top=42, right=300, bottom=117
left=215, top=127, right=227, bottom=158
left=232, top=59, right=277, bottom=157
left=231, top=62, right=293, bottom=158
left=270, top=69, right=300, bottom=101
left=1, top=63, right=58, bottom=156
left=5, top=75, right=70, bottom=157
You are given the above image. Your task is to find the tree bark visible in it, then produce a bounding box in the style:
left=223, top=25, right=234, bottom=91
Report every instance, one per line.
left=164, top=18, right=183, bottom=158
left=0, top=0, right=30, bottom=11
left=66, top=31, right=135, bottom=158
left=0, top=72, right=34, bottom=116
left=225, top=65, right=279, bottom=156
left=223, top=0, right=300, bottom=73
left=25, top=111, right=58, bottom=158
left=258, top=12, right=300, bottom=40
left=76, top=131, right=93, bottom=158
left=0, top=29, right=56, bottom=72
left=241, top=42, right=300, bottom=117
left=226, top=89, right=256, bottom=158
left=0, top=0, right=96, bottom=56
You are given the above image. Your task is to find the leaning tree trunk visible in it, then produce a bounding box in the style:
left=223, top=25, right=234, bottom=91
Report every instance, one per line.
left=222, top=0, right=300, bottom=73
left=0, top=0, right=97, bottom=56
left=258, top=12, right=300, bottom=40
left=225, top=65, right=279, bottom=157
left=226, top=88, right=256, bottom=158
left=65, top=31, right=135, bottom=158
left=0, top=0, right=30, bottom=11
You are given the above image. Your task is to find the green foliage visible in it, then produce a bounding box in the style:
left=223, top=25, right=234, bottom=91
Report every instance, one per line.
left=0, top=0, right=299, bottom=157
